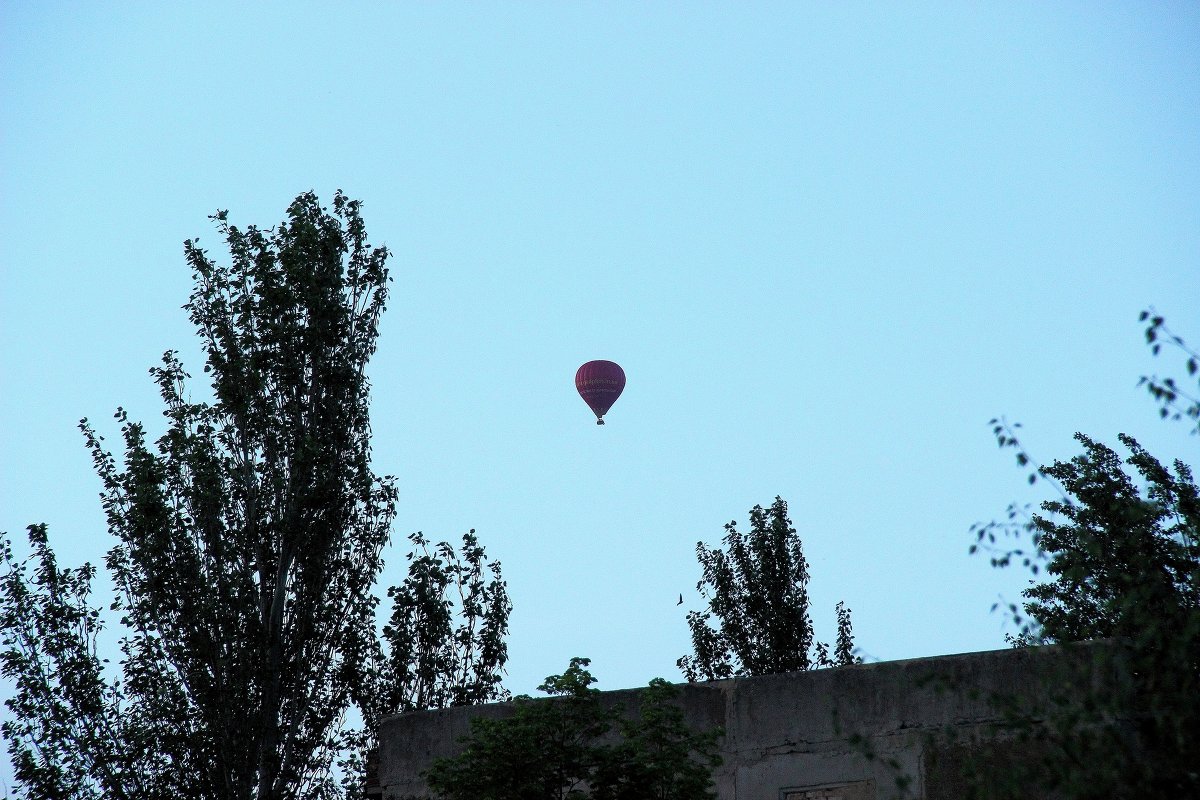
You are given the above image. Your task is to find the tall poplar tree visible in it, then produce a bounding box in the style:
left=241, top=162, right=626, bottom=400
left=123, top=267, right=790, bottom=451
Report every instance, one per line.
left=678, top=497, right=858, bottom=682
left=0, top=192, right=510, bottom=800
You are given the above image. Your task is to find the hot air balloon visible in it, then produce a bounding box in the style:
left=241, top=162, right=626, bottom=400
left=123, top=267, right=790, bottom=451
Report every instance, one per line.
left=575, top=360, right=625, bottom=425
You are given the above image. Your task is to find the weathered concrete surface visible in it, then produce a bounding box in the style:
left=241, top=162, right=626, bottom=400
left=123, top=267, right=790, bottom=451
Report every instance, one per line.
left=379, top=643, right=1113, bottom=799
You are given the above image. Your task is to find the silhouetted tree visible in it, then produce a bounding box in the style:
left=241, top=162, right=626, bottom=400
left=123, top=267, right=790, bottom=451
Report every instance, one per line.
left=1138, top=308, right=1200, bottom=434
left=678, top=497, right=858, bottom=681
left=426, top=658, right=722, bottom=800
left=974, top=433, right=1200, bottom=799
left=954, top=311, right=1200, bottom=798
left=349, top=529, right=510, bottom=791
left=0, top=193, right=510, bottom=800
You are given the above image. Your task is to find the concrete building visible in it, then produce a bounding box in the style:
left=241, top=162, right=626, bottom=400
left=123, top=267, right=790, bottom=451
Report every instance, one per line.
left=378, top=642, right=1112, bottom=799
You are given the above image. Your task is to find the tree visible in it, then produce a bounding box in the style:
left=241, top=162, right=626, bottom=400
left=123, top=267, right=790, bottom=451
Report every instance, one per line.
left=953, top=311, right=1200, bottom=798
left=2, top=191, right=391, bottom=800
left=1023, top=434, right=1198, bottom=646
left=1138, top=308, right=1200, bottom=434
left=984, top=434, right=1199, bottom=798
left=833, top=311, right=1200, bottom=799
left=593, top=678, right=723, bottom=800
left=425, top=658, right=722, bottom=800
left=677, top=496, right=858, bottom=682
left=0, top=192, right=510, bottom=800
left=350, top=529, right=511, bottom=790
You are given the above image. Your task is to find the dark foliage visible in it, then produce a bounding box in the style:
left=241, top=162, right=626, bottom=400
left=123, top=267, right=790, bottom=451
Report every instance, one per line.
left=349, top=530, right=511, bottom=786
left=841, top=310, right=1200, bottom=799
left=4, top=191, right=396, bottom=800
left=953, top=311, right=1200, bottom=798
left=678, top=497, right=858, bottom=681
left=425, top=658, right=722, bottom=800
left=375, top=530, right=510, bottom=715
left=1003, top=434, right=1199, bottom=797
left=0, top=193, right=510, bottom=800
left=1138, top=308, right=1200, bottom=434
left=1025, top=434, right=1198, bottom=646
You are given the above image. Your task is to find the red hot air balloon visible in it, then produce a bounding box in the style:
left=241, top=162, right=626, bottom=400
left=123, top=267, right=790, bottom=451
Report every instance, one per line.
left=575, top=360, right=625, bottom=425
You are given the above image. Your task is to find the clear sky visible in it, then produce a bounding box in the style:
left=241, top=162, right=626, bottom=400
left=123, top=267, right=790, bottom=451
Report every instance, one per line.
left=1, top=1, right=1197, bottom=784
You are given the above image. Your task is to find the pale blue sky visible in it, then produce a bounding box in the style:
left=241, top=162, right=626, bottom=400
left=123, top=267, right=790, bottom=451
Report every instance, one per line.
left=2, top=1, right=1198, bottom=784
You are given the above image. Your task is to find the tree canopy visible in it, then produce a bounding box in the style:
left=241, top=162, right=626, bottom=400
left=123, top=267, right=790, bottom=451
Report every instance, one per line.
left=953, top=311, right=1200, bottom=798
left=425, top=658, right=722, bottom=800
left=0, top=192, right=510, bottom=800
left=678, top=496, right=858, bottom=682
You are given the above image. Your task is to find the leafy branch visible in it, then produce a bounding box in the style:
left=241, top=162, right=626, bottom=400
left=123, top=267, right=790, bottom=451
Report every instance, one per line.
left=1139, top=307, right=1200, bottom=433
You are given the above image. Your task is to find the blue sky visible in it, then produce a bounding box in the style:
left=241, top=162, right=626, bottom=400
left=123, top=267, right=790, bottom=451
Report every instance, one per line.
left=1, top=0, right=1198, bottom=783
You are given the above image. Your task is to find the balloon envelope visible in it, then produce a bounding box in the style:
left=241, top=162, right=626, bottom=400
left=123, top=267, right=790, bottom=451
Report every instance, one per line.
left=575, top=360, right=625, bottom=424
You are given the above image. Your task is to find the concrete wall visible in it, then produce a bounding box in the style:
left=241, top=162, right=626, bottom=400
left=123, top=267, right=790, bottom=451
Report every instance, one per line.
left=379, top=643, right=1112, bottom=799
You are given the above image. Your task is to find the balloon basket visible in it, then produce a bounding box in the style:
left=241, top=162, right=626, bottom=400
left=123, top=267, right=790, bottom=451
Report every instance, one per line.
left=596, top=418, right=605, bottom=426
